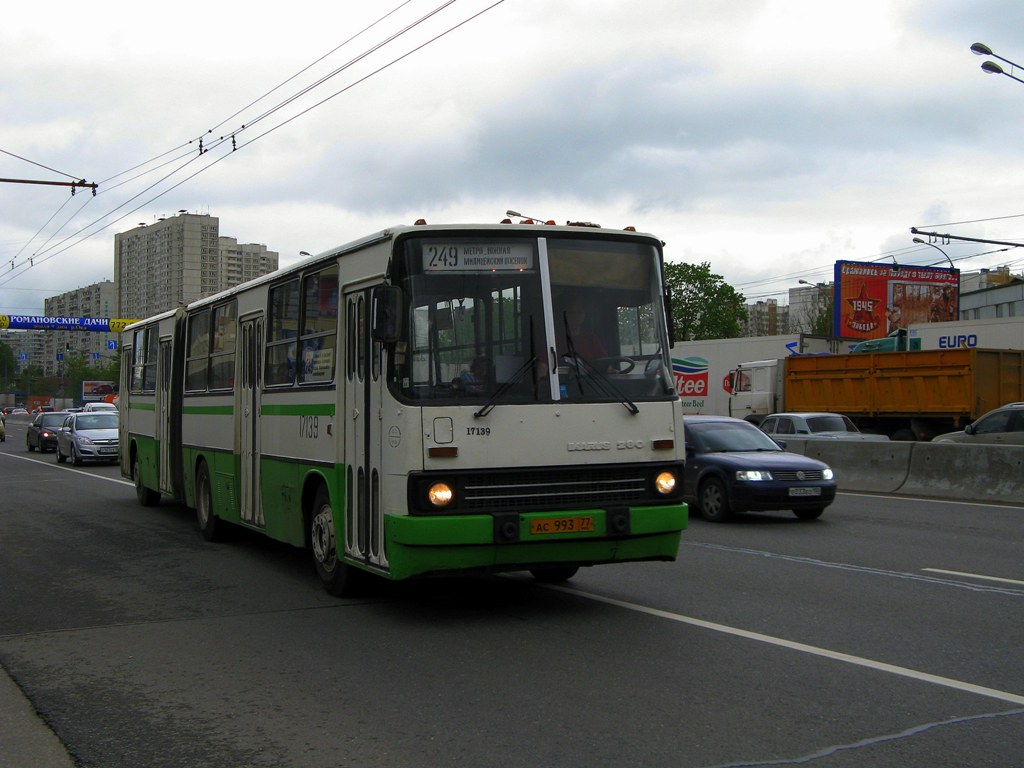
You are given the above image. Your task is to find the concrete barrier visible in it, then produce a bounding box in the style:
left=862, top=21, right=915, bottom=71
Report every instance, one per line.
left=777, top=439, right=1024, bottom=504
left=898, top=443, right=1024, bottom=503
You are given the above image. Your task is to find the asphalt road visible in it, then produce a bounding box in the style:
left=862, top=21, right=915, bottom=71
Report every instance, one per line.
left=1, top=417, right=1022, bottom=767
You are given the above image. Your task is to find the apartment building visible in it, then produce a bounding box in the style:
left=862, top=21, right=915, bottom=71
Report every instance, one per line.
left=114, top=211, right=279, bottom=319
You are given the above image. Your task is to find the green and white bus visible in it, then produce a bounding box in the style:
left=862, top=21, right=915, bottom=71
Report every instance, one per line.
left=120, top=220, right=688, bottom=595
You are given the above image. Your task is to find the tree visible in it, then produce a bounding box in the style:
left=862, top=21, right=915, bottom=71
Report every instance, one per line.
left=663, top=261, right=747, bottom=341
left=0, top=342, right=16, bottom=390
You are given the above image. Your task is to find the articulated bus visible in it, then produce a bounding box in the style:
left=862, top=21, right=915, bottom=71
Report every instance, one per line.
left=120, top=220, right=688, bottom=595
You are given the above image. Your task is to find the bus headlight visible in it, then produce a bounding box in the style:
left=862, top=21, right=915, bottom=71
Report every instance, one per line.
left=427, top=482, right=455, bottom=507
left=654, top=471, right=677, bottom=495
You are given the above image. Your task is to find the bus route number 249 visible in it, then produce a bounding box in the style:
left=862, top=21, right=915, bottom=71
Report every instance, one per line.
left=425, top=245, right=459, bottom=269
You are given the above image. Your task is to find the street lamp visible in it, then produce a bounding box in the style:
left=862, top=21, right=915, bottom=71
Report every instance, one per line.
left=971, top=42, right=1024, bottom=86
left=912, top=237, right=955, bottom=269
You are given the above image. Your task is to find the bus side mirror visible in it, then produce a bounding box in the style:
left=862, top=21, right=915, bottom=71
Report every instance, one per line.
left=371, top=285, right=403, bottom=343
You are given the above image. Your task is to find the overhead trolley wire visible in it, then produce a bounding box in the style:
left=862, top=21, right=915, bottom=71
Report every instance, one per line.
left=0, top=0, right=507, bottom=289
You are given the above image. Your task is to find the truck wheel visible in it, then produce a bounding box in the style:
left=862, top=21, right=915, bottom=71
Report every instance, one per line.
left=698, top=478, right=734, bottom=522
left=793, top=507, right=825, bottom=520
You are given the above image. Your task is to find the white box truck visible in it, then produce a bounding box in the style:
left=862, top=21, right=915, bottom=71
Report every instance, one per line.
left=670, top=334, right=842, bottom=416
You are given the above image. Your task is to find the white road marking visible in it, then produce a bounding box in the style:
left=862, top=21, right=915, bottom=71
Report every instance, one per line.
left=0, top=451, right=131, bottom=487
left=923, top=568, right=1024, bottom=587
left=546, top=584, right=1024, bottom=706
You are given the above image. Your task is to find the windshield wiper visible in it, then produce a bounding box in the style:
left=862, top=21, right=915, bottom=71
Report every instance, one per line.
left=561, top=351, right=639, bottom=415
left=474, top=356, right=538, bottom=418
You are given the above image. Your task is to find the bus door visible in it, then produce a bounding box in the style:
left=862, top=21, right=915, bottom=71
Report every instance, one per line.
left=157, top=339, right=174, bottom=494
left=239, top=315, right=264, bottom=527
left=343, top=286, right=387, bottom=570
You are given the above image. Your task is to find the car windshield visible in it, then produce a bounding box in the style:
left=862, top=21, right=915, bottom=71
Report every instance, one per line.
left=77, top=413, right=118, bottom=430
left=687, top=421, right=782, bottom=452
left=40, top=414, right=66, bottom=427
left=806, top=414, right=858, bottom=433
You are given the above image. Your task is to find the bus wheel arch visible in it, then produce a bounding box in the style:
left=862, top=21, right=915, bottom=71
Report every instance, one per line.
left=195, top=458, right=220, bottom=541
left=132, top=441, right=160, bottom=507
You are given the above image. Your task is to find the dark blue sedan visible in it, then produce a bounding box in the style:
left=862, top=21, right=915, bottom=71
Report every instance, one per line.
left=683, top=415, right=837, bottom=522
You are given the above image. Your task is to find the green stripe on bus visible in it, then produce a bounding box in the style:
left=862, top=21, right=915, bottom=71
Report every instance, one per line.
left=130, top=403, right=156, bottom=411
left=261, top=403, right=336, bottom=417
left=183, top=405, right=235, bottom=415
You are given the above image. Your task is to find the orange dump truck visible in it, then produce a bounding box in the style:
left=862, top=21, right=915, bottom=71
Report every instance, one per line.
left=730, top=348, right=1024, bottom=441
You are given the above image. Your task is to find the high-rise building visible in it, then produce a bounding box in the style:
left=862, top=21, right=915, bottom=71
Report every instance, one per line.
left=114, top=211, right=279, bottom=319
left=743, top=298, right=788, bottom=337
left=43, top=281, right=119, bottom=376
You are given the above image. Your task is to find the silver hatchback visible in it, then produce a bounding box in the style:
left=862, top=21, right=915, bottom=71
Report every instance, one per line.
left=55, top=412, right=120, bottom=465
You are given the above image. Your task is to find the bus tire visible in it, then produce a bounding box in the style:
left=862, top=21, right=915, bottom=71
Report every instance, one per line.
left=133, top=455, right=160, bottom=507
left=195, top=462, right=221, bottom=542
left=310, top=486, right=358, bottom=597
left=529, top=566, right=580, bottom=584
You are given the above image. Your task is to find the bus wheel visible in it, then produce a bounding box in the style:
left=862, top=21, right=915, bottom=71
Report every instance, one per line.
left=310, top=486, right=357, bottom=596
left=529, top=566, right=579, bottom=584
left=133, top=455, right=160, bottom=507
left=196, top=462, right=220, bottom=541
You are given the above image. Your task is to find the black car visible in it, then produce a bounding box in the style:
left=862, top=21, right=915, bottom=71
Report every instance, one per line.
left=683, top=415, right=837, bottom=522
left=26, top=411, right=71, bottom=453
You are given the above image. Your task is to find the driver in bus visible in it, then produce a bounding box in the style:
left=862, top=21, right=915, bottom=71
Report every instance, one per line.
left=457, top=355, right=491, bottom=394
left=557, top=295, right=616, bottom=372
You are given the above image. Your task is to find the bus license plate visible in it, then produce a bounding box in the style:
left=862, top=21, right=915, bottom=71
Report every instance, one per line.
left=530, top=515, right=595, bottom=535
left=789, top=487, right=821, bottom=497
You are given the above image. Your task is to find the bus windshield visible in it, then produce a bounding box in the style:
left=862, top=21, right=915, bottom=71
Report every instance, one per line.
left=391, top=233, right=675, bottom=405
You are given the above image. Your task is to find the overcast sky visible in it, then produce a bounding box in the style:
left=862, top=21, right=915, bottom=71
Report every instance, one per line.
left=3, top=0, right=1024, bottom=318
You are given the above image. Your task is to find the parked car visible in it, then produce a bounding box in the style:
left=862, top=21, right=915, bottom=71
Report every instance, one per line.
left=759, top=412, right=889, bottom=441
left=82, top=402, right=118, bottom=413
left=933, top=402, right=1024, bottom=446
left=55, top=411, right=120, bottom=465
left=26, top=411, right=71, bottom=452
left=683, top=415, right=837, bottom=522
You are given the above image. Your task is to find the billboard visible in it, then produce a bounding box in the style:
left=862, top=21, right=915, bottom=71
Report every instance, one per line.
left=833, top=261, right=959, bottom=340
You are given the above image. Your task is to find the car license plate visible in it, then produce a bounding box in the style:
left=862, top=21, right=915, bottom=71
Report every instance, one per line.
left=99, top=447, right=118, bottom=454
left=529, top=515, right=595, bottom=535
left=789, top=487, right=821, bottom=497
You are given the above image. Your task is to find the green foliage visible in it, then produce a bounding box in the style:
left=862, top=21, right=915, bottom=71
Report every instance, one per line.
left=663, top=261, right=747, bottom=341
left=0, top=342, right=16, bottom=388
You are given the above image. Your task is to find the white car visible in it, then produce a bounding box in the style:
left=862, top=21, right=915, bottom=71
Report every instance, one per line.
left=759, top=412, right=890, bottom=441
left=82, top=402, right=118, bottom=412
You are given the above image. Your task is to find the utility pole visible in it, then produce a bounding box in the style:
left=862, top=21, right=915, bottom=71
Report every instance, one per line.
left=0, top=178, right=97, bottom=195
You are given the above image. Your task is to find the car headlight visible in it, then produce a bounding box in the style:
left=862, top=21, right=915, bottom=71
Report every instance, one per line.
left=736, top=470, right=773, bottom=482
left=822, top=468, right=834, bottom=480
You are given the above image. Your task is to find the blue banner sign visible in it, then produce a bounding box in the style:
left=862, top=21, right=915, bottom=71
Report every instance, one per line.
left=0, top=315, right=141, bottom=332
